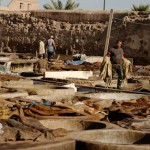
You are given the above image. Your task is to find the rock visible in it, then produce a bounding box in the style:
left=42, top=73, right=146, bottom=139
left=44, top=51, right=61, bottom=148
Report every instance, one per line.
left=93, top=100, right=113, bottom=110
left=52, top=128, right=68, bottom=137
left=3, top=126, right=18, bottom=141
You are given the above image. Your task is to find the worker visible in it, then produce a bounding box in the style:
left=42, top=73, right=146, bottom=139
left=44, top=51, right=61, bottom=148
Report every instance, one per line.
left=47, top=36, right=56, bottom=61
left=38, top=38, right=46, bottom=57
left=108, top=40, right=124, bottom=89
left=35, top=54, right=48, bottom=75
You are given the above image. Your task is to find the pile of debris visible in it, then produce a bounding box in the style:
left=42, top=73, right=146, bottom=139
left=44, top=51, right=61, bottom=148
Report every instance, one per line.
left=48, top=57, right=101, bottom=71
left=133, top=65, right=150, bottom=76
left=0, top=62, right=149, bottom=149
left=0, top=94, right=150, bottom=142
left=49, top=62, right=101, bottom=71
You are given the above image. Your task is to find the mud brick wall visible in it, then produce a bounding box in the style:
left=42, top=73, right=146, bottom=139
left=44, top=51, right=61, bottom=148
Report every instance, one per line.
left=0, top=10, right=150, bottom=65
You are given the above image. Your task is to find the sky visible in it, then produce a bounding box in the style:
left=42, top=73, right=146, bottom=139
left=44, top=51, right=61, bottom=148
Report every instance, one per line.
left=1, top=0, right=150, bottom=10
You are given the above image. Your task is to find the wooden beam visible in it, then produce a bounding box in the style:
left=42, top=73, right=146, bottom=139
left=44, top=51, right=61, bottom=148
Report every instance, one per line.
left=103, top=9, right=114, bottom=56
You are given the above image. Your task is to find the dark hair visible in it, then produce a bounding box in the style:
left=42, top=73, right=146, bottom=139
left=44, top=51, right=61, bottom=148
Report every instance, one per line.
left=116, top=40, right=122, bottom=43
left=38, top=54, right=43, bottom=58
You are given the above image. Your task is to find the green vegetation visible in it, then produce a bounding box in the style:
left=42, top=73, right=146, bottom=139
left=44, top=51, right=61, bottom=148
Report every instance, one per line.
left=43, top=0, right=79, bottom=10
left=132, top=4, right=149, bottom=11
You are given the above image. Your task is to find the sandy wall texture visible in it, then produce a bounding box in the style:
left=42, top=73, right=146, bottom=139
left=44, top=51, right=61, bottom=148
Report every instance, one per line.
left=0, top=10, right=150, bottom=65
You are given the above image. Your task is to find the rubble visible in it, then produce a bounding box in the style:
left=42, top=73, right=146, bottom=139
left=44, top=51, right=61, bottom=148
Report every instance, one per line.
left=0, top=53, right=149, bottom=149
left=0, top=8, right=150, bottom=150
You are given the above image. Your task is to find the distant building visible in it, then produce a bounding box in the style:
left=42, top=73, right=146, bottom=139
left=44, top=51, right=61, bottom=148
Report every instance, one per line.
left=0, top=0, right=39, bottom=11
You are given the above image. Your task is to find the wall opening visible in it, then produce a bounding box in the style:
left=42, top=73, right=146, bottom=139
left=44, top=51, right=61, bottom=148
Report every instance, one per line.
left=27, top=4, right=31, bottom=10
left=20, top=3, right=24, bottom=9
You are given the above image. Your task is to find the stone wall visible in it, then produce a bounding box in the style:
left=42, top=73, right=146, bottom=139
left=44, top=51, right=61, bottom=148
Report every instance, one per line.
left=0, top=10, right=150, bottom=65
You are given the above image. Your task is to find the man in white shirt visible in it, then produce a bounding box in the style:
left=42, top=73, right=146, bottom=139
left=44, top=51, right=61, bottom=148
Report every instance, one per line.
left=39, top=38, right=46, bottom=57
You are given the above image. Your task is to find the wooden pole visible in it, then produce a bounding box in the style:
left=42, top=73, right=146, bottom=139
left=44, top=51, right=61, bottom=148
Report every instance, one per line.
left=103, top=9, right=114, bottom=56
left=36, top=50, right=38, bottom=58
left=103, top=0, right=106, bottom=10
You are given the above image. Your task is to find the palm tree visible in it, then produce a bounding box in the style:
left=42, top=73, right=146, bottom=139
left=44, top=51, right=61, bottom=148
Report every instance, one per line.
left=43, top=0, right=79, bottom=10
left=64, top=0, right=79, bottom=10
left=132, top=4, right=149, bottom=11
left=43, top=0, right=62, bottom=10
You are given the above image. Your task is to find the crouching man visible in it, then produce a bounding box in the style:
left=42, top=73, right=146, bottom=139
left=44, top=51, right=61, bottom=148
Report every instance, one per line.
left=35, top=55, right=48, bottom=75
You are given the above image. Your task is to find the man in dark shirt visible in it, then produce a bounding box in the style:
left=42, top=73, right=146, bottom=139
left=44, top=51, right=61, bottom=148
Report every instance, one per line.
left=109, top=40, right=124, bottom=89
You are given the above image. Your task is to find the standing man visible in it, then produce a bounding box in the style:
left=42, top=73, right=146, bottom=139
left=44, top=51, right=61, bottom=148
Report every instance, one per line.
left=109, top=40, right=124, bottom=89
left=39, top=38, right=46, bottom=57
left=47, top=36, right=56, bottom=61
